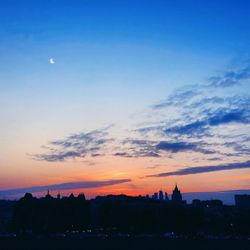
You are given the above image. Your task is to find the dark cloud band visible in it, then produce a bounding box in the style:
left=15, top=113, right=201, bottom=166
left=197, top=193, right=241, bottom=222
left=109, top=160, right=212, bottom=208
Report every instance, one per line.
left=147, top=160, right=250, bottom=178
left=0, top=179, right=131, bottom=196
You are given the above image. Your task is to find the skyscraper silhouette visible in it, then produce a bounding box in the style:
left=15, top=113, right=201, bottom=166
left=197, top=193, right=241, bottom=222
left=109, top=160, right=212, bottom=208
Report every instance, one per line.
left=171, top=184, right=182, bottom=203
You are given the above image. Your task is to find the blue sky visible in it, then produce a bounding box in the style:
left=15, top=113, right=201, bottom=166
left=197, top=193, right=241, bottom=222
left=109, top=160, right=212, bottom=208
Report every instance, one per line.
left=0, top=0, right=250, bottom=201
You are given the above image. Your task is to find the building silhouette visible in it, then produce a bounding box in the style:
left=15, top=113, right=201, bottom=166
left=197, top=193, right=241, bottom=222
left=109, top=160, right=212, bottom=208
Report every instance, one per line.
left=45, top=190, right=53, bottom=199
left=4, top=188, right=250, bottom=237
left=159, top=190, right=164, bottom=200
left=235, top=194, right=250, bottom=208
left=171, top=184, right=183, bottom=203
left=152, top=192, right=158, bottom=200
left=164, top=192, right=169, bottom=201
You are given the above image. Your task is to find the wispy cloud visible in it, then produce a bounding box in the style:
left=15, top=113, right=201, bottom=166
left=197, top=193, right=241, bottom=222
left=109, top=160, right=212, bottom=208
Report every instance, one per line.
left=32, top=63, right=250, bottom=166
left=147, top=160, right=250, bottom=178
left=32, top=127, right=113, bottom=162
left=113, top=139, right=216, bottom=158
left=0, top=179, right=131, bottom=196
left=152, top=89, right=200, bottom=109
left=208, top=65, right=250, bottom=88
left=135, top=64, right=250, bottom=161
left=156, top=141, right=215, bottom=154
left=152, top=65, right=250, bottom=110
left=164, top=107, right=250, bottom=137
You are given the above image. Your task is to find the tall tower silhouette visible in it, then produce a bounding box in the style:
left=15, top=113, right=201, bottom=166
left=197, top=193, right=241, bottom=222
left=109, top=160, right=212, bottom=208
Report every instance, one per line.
left=45, top=189, right=52, bottom=199
left=171, top=184, right=182, bottom=203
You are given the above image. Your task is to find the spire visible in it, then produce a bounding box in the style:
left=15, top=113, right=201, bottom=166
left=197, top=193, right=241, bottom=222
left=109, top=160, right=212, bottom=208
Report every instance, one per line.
left=45, top=189, right=52, bottom=199
left=171, top=184, right=182, bottom=203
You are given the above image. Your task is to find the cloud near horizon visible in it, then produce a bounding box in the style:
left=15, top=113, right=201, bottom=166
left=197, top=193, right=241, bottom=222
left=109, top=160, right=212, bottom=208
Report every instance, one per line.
left=147, top=160, right=250, bottom=178
left=0, top=178, right=131, bottom=197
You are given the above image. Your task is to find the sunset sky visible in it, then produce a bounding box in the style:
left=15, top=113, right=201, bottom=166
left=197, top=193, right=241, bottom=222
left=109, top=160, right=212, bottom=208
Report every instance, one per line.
left=1, top=0, right=250, bottom=202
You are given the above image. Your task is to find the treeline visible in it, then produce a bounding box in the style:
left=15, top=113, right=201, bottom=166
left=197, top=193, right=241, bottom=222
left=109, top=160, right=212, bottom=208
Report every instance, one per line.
left=12, top=193, right=250, bottom=235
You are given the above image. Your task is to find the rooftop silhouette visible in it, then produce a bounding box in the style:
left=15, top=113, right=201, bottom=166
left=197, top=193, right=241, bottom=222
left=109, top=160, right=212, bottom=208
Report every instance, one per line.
left=0, top=185, right=248, bottom=238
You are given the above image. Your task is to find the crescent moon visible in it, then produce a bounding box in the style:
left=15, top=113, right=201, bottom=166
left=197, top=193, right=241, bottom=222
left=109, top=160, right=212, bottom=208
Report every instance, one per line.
left=49, top=58, right=55, bottom=64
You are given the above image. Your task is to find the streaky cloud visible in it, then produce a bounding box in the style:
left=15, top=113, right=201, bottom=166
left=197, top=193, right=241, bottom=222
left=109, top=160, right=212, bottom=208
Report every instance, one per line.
left=152, top=89, right=200, bottom=109
left=208, top=65, right=250, bottom=88
left=115, top=139, right=216, bottom=158
left=32, top=63, right=250, bottom=162
left=147, top=160, right=250, bottom=178
left=156, top=141, right=215, bottom=154
left=164, top=107, right=250, bottom=136
left=32, top=127, right=113, bottom=162
left=152, top=65, right=250, bottom=109
left=0, top=179, right=131, bottom=196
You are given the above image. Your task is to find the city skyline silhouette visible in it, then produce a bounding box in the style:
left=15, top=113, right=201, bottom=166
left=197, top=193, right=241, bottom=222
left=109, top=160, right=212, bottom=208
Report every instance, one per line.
left=0, top=1, right=250, bottom=248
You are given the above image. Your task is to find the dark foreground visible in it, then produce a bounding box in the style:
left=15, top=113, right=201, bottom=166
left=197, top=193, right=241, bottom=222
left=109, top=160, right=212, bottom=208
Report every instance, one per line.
left=0, top=237, right=250, bottom=250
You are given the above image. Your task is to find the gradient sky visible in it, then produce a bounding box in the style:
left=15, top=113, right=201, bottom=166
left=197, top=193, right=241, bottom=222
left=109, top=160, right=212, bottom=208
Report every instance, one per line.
left=1, top=0, right=250, bottom=202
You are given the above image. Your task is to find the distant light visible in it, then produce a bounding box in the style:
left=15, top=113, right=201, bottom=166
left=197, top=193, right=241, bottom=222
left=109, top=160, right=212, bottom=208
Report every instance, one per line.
left=49, top=58, right=55, bottom=64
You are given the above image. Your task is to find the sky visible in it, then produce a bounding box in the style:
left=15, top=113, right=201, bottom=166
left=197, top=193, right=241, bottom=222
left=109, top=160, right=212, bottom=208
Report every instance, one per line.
left=1, top=0, right=250, bottom=203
